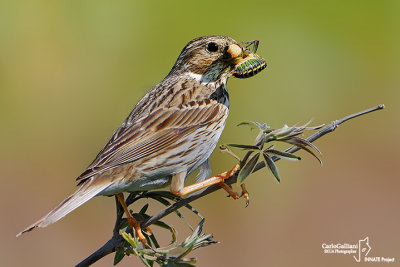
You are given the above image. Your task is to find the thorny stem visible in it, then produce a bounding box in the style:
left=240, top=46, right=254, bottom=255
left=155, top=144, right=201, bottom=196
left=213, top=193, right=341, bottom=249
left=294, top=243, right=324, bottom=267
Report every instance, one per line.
left=75, top=104, right=384, bottom=267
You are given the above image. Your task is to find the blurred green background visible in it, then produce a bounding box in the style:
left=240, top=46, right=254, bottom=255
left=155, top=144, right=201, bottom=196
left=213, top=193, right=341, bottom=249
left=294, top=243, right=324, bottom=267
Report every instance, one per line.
left=1, top=1, right=399, bottom=266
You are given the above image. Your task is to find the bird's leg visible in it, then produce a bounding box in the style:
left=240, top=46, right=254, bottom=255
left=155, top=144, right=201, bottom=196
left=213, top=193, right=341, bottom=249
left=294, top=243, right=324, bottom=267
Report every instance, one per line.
left=171, top=164, right=239, bottom=196
left=171, top=164, right=249, bottom=204
left=116, top=193, right=149, bottom=248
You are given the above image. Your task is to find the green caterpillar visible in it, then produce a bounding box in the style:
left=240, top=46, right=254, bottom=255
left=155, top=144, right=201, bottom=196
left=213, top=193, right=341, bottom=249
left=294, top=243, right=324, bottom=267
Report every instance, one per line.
left=233, top=54, right=267, bottom=78
left=232, top=40, right=266, bottom=79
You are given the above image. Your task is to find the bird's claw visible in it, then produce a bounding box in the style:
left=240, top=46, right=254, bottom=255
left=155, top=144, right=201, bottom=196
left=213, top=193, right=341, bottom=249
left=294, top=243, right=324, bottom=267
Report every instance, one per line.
left=127, top=217, right=150, bottom=248
left=216, top=164, right=251, bottom=207
left=239, top=184, right=250, bottom=207
left=219, top=181, right=250, bottom=207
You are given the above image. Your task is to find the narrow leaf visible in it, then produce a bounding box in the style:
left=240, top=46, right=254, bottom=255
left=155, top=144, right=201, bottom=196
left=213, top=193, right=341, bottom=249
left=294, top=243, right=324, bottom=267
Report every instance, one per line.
left=265, top=149, right=301, bottom=161
left=227, top=143, right=260, bottom=150
left=139, top=203, right=149, bottom=214
left=146, top=194, right=186, bottom=220
left=240, top=151, right=254, bottom=168
left=146, top=194, right=172, bottom=206
left=262, top=152, right=280, bottom=183
left=294, top=136, right=321, bottom=154
left=282, top=131, right=303, bottom=139
left=264, top=134, right=277, bottom=143
left=149, top=192, right=204, bottom=222
left=149, top=232, right=160, bottom=248
left=305, top=123, right=324, bottom=130
left=138, top=254, right=153, bottom=267
left=273, top=124, right=295, bottom=137
left=153, top=220, right=177, bottom=244
left=238, top=152, right=260, bottom=184
left=122, top=232, right=137, bottom=249
left=113, top=251, right=125, bottom=265
left=281, top=140, right=322, bottom=164
left=183, top=203, right=204, bottom=219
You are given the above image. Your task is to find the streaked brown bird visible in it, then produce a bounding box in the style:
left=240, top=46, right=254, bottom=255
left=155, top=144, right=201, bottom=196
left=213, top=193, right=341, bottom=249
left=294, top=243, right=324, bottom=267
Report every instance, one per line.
left=17, top=36, right=267, bottom=246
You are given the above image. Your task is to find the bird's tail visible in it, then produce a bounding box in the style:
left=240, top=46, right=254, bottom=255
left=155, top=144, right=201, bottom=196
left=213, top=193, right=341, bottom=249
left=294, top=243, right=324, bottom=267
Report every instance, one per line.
left=17, top=177, right=110, bottom=237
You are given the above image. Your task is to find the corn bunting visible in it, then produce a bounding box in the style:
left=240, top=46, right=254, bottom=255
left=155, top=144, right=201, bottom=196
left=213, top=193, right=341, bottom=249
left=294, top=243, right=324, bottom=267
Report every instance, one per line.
left=18, top=36, right=267, bottom=246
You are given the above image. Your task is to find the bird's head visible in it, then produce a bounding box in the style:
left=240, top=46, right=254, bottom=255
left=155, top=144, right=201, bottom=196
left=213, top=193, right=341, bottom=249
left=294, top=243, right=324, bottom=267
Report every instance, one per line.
left=168, top=36, right=267, bottom=84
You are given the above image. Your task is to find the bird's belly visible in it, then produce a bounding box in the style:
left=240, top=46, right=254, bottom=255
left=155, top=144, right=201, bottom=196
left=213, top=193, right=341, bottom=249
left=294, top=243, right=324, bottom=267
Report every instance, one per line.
left=99, top=111, right=228, bottom=196
left=138, top=115, right=227, bottom=178
left=100, top=175, right=171, bottom=196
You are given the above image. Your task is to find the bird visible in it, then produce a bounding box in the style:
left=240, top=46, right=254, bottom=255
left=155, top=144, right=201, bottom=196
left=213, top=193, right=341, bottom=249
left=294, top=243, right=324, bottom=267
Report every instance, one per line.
left=17, top=36, right=267, bottom=246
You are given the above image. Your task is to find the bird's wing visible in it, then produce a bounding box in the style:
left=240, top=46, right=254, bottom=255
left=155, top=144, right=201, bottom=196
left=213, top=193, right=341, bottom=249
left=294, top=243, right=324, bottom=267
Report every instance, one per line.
left=76, top=99, right=227, bottom=183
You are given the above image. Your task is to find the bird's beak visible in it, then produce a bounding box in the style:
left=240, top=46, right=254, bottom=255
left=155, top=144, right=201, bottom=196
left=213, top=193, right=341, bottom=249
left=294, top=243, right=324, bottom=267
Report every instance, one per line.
left=226, top=43, right=250, bottom=65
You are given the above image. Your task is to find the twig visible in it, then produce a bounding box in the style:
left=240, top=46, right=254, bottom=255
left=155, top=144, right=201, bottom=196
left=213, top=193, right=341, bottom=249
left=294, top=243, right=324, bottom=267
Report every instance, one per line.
left=75, top=104, right=384, bottom=267
left=75, top=198, right=126, bottom=267
left=252, top=104, right=385, bottom=172
left=76, top=235, right=125, bottom=267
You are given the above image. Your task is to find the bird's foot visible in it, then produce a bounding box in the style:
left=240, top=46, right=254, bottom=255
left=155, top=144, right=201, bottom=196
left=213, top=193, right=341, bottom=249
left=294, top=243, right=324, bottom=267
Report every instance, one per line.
left=170, top=163, right=249, bottom=206
left=218, top=182, right=250, bottom=207
left=126, top=216, right=151, bottom=248
left=215, top=164, right=250, bottom=206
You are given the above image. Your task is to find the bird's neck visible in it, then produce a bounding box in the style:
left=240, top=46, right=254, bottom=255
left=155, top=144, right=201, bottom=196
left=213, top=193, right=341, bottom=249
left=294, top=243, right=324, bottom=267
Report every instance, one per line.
left=182, top=72, right=230, bottom=108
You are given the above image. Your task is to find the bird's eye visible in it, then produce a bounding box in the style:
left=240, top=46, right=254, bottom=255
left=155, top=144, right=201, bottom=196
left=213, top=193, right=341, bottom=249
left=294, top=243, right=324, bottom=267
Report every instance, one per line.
left=206, top=42, right=219, bottom=52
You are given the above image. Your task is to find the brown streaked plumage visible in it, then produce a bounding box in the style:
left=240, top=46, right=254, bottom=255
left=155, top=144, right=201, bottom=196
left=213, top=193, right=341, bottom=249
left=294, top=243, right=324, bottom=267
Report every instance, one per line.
left=17, top=36, right=267, bottom=243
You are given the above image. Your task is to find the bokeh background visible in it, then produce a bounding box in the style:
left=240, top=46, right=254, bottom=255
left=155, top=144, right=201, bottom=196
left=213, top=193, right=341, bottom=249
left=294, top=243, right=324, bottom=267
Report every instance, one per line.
left=1, top=1, right=399, bottom=266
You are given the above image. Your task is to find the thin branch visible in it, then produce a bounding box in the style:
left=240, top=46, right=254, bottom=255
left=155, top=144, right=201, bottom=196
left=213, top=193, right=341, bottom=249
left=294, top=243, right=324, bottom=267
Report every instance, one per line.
left=76, top=235, right=125, bottom=267
left=75, top=104, right=384, bottom=267
left=252, top=104, right=385, bottom=172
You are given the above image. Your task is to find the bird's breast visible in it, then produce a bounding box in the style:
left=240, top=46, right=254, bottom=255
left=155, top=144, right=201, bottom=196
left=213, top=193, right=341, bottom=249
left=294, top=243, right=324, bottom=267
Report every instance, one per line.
left=210, top=83, right=229, bottom=108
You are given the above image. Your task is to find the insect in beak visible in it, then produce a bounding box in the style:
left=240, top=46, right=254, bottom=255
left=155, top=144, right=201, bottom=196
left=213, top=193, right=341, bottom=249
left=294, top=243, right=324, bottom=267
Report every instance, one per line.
left=230, top=40, right=267, bottom=79
left=243, top=40, right=260, bottom=54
